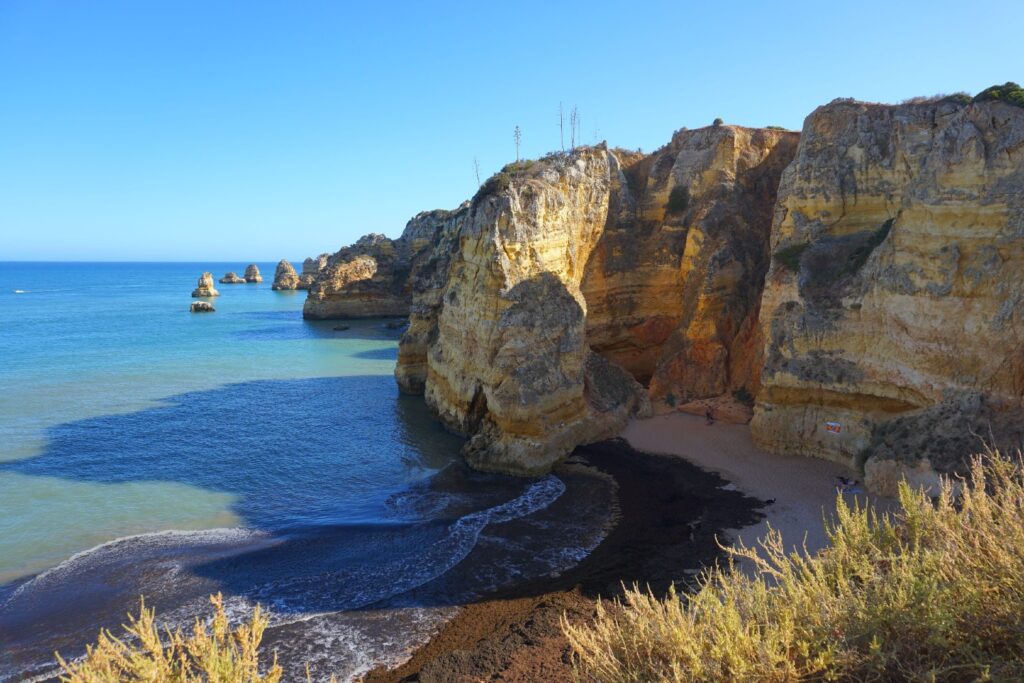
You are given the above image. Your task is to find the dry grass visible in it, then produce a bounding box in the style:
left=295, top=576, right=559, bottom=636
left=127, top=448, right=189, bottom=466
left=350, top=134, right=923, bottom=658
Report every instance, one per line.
left=56, top=593, right=282, bottom=682
left=565, top=452, right=1024, bottom=682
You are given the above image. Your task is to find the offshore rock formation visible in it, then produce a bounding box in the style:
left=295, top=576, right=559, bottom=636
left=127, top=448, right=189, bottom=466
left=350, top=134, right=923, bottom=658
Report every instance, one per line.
left=299, top=254, right=329, bottom=289
left=271, top=260, right=301, bottom=290
left=190, top=301, right=215, bottom=313
left=244, top=264, right=262, bottom=283
left=191, top=272, right=219, bottom=298
left=752, top=97, right=1024, bottom=489
left=219, top=271, right=246, bottom=284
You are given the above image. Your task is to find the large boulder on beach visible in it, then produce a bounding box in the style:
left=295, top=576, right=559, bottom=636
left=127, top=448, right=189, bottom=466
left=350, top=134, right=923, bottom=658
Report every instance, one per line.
left=244, top=264, right=263, bottom=283
left=190, top=301, right=215, bottom=313
left=271, top=259, right=301, bottom=290
left=191, top=272, right=220, bottom=298
left=219, top=271, right=246, bottom=284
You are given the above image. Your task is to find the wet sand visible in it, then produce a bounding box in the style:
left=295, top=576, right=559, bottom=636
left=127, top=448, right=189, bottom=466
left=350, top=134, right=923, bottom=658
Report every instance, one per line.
left=364, top=436, right=765, bottom=682
left=366, top=414, right=891, bottom=682
left=622, top=413, right=893, bottom=557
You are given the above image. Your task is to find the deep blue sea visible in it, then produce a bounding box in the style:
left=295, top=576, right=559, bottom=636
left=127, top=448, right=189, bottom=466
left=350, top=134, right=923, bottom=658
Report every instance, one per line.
left=0, top=263, right=614, bottom=681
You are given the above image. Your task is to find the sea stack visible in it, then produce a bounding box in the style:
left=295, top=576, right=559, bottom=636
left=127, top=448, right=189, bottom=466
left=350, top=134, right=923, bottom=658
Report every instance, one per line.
left=190, top=301, right=215, bottom=313
left=244, top=264, right=263, bottom=283
left=271, top=259, right=300, bottom=290
left=191, top=272, right=220, bottom=298
left=219, top=271, right=246, bottom=284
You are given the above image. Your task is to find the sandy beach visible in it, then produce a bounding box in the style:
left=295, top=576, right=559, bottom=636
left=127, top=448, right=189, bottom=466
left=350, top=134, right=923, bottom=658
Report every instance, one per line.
left=622, top=412, right=893, bottom=557
left=365, top=413, right=892, bottom=681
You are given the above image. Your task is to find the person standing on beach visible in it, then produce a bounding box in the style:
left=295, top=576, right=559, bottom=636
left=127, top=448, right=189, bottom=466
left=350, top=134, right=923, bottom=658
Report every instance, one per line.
left=705, top=407, right=714, bottom=425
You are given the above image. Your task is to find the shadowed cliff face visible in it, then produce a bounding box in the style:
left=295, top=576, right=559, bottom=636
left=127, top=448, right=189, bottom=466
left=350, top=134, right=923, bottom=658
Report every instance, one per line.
left=752, top=98, right=1024, bottom=488
left=582, top=126, right=799, bottom=413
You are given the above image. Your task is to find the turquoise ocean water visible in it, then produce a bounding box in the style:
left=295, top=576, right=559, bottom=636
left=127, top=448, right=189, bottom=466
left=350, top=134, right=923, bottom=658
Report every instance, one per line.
left=0, top=263, right=614, bottom=680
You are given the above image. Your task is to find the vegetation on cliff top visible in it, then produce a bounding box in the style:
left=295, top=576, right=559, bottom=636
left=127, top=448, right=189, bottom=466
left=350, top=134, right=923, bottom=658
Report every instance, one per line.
left=57, top=594, right=283, bottom=682
left=974, top=82, right=1024, bottom=108
left=565, top=452, right=1024, bottom=682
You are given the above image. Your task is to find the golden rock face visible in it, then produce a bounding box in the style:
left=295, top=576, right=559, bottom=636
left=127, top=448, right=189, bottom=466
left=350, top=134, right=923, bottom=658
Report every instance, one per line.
left=305, top=102, right=1024, bottom=482
left=752, top=99, right=1024, bottom=476
left=583, top=126, right=799, bottom=411
left=419, top=148, right=650, bottom=474
left=389, top=130, right=797, bottom=475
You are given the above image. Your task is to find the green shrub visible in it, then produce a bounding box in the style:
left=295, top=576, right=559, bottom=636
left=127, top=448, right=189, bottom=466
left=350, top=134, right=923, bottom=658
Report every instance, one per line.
left=766, top=125, right=788, bottom=131
left=943, top=92, right=973, bottom=105
left=666, top=186, right=690, bottom=215
left=565, top=452, right=1024, bottom=682
left=501, top=159, right=536, bottom=174
left=57, top=593, right=283, bottom=682
left=473, top=172, right=511, bottom=201
left=974, top=82, right=1024, bottom=108
left=665, top=393, right=676, bottom=408
left=773, top=242, right=808, bottom=272
left=712, top=117, right=724, bottom=127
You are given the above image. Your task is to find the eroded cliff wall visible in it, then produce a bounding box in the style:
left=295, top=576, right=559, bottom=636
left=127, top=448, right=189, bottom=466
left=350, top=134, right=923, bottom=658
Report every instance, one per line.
left=386, top=128, right=797, bottom=474
left=582, top=126, right=798, bottom=414
left=752, top=98, right=1024, bottom=490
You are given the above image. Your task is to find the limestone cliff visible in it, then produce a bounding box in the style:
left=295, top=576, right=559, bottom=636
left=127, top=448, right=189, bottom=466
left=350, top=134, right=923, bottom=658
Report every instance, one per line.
left=302, top=220, right=441, bottom=319
left=299, top=254, right=329, bottom=289
left=752, top=97, right=1024, bottom=489
left=411, top=148, right=650, bottom=474
left=582, top=126, right=798, bottom=418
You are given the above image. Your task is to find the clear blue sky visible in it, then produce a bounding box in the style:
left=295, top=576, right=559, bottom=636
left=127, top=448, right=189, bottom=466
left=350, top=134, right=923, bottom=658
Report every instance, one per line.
left=2, top=1, right=1020, bottom=261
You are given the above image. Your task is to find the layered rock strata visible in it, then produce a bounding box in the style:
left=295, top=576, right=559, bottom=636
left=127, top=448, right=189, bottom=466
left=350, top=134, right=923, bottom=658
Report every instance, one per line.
left=752, top=97, right=1024, bottom=487
left=305, top=98, right=1024, bottom=483
left=271, top=260, right=301, bottom=290
left=582, top=127, right=799, bottom=417
left=191, top=272, right=219, bottom=298
left=244, top=264, right=263, bottom=283
left=412, top=149, right=652, bottom=473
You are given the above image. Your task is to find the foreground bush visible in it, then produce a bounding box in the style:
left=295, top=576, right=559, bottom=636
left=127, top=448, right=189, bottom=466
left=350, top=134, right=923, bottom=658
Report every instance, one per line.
left=565, top=453, right=1024, bottom=682
left=57, top=593, right=281, bottom=682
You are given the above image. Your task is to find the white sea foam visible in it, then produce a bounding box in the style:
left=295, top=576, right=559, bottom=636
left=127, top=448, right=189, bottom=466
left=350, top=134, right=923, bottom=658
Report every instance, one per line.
left=2, top=527, right=267, bottom=609
left=2, top=477, right=572, bottom=682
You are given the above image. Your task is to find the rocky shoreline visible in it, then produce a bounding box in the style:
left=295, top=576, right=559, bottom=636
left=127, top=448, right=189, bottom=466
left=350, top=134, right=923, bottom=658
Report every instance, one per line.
left=364, top=437, right=765, bottom=682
